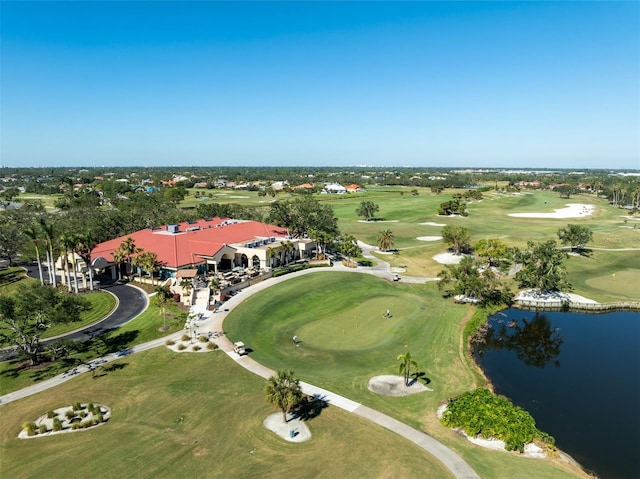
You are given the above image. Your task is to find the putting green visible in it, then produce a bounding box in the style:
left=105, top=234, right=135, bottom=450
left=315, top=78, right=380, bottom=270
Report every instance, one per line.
left=297, top=295, right=417, bottom=350
left=586, top=270, right=640, bottom=299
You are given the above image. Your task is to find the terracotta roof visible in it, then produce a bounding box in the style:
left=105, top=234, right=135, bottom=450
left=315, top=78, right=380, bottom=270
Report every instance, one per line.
left=176, top=269, right=198, bottom=278
left=91, top=218, right=289, bottom=269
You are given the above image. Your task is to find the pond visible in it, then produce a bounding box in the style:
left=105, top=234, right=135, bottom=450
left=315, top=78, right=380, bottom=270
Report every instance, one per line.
left=472, top=309, right=640, bottom=479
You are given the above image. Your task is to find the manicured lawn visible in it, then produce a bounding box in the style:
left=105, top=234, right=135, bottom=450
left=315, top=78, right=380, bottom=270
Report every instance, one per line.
left=0, top=267, right=37, bottom=295
left=41, top=291, right=117, bottom=339
left=224, top=271, right=588, bottom=478
left=0, top=348, right=453, bottom=479
left=0, top=301, right=185, bottom=396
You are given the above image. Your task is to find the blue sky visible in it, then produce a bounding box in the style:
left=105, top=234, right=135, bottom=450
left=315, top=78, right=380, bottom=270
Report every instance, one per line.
left=2, top=1, right=639, bottom=169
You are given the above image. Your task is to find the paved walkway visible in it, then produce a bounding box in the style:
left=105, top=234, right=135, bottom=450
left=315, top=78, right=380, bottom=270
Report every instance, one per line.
left=1, top=253, right=479, bottom=479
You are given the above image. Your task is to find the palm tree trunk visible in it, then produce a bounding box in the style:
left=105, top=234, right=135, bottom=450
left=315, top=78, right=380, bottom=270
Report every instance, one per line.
left=71, top=254, right=79, bottom=294
left=34, top=245, right=44, bottom=285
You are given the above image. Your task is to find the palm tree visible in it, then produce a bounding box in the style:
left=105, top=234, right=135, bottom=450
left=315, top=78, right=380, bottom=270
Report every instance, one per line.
left=397, top=351, right=419, bottom=387
left=39, top=218, right=57, bottom=287
left=180, top=278, right=193, bottom=301
left=59, top=233, right=74, bottom=293
left=114, top=236, right=142, bottom=281
left=377, top=229, right=395, bottom=252
left=265, top=369, right=303, bottom=423
left=76, top=232, right=97, bottom=291
left=24, top=226, right=44, bottom=285
left=155, top=284, right=172, bottom=330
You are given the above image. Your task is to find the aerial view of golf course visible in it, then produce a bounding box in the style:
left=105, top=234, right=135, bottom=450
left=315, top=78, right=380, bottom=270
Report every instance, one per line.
left=1, top=181, right=638, bottom=479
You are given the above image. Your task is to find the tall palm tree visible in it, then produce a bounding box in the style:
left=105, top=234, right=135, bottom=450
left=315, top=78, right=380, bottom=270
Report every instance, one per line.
left=24, top=227, right=44, bottom=285
left=114, top=236, right=142, bottom=281
left=155, top=284, right=172, bottom=330
left=59, top=233, right=74, bottom=293
left=377, top=229, right=395, bottom=252
left=39, top=218, right=57, bottom=287
left=265, top=369, right=303, bottom=423
left=76, top=232, right=97, bottom=291
left=397, top=351, right=419, bottom=387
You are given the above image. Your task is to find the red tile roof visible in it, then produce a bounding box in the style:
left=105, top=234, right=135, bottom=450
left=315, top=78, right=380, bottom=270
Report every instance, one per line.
left=91, top=218, right=289, bottom=269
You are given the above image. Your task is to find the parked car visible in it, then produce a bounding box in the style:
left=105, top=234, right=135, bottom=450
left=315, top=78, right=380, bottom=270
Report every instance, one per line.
left=393, top=274, right=401, bottom=281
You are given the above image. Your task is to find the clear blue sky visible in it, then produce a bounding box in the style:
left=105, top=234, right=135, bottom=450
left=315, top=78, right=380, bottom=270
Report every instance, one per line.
left=2, top=1, right=639, bottom=169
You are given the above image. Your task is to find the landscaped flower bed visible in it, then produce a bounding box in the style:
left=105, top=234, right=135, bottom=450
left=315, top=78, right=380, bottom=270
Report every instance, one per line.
left=19, top=403, right=111, bottom=439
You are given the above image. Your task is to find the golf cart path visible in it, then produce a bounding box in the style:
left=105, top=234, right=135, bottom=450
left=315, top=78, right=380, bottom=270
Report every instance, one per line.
left=1, top=261, right=479, bottom=479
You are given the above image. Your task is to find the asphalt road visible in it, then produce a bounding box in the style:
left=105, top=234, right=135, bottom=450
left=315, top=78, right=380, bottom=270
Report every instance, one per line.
left=0, top=263, right=148, bottom=361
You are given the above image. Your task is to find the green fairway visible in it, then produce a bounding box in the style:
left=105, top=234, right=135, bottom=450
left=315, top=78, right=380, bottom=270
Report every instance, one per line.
left=0, top=348, right=453, bottom=479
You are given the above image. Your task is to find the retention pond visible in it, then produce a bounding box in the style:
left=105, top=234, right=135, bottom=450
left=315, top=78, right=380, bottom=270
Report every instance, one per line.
left=472, top=309, right=640, bottom=479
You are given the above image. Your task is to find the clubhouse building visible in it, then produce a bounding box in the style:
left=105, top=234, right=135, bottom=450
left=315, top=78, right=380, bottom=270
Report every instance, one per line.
left=90, top=217, right=316, bottom=281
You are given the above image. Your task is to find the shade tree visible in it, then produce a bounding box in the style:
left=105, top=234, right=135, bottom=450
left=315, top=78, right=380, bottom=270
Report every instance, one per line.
left=513, top=240, right=571, bottom=292
left=557, top=224, right=593, bottom=253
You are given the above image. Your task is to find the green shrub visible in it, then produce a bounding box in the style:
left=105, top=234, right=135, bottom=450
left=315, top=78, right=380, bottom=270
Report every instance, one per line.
left=23, top=421, right=37, bottom=436
left=87, top=402, right=95, bottom=412
left=165, top=339, right=175, bottom=346
left=441, top=388, right=554, bottom=453
left=181, top=334, right=190, bottom=341
left=177, top=343, right=186, bottom=351
left=53, top=418, right=63, bottom=431
left=47, top=410, right=56, bottom=419
left=79, top=411, right=87, bottom=418
left=38, top=424, right=48, bottom=434
left=96, top=413, right=104, bottom=423
left=65, top=410, right=75, bottom=419
left=73, top=402, right=82, bottom=411
left=206, top=342, right=218, bottom=350
left=198, top=335, right=208, bottom=343
left=192, top=345, right=201, bottom=351
left=71, top=423, right=81, bottom=430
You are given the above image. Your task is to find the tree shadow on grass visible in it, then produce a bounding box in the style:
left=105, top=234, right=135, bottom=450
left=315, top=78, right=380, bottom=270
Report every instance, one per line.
left=291, top=394, right=329, bottom=421
left=409, top=371, right=431, bottom=386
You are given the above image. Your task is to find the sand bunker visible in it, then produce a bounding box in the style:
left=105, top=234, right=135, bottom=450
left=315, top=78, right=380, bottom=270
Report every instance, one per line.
left=367, top=375, right=431, bottom=396
left=419, top=222, right=446, bottom=226
left=508, top=203, right=594, bottom=219
left=263, top=413, right=311, bottom=442
left=433, top=252, right=463, bottom=264
left=417, top=236, right=442, bottom=242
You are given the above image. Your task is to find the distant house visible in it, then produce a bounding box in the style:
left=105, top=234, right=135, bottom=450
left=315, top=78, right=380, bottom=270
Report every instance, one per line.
left=345, top=184, right=364, bottom=193
left=322, top=183, right=347, bottom=194
left=193, top=182, right=208, bottom=188
left=292, top=183, right=314, bottom=191
left=271, top=181, right=289, bottom=191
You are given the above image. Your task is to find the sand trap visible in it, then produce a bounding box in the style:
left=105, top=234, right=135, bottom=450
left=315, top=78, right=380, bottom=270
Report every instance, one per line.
left=229, top=195, right=250, bottom=199
left=263, top=413, right=311, bottom=442
left=367, top=375, right=431, bottom=396
left=433, top=252, right=464, bottom=264
left=417, top=236, right=442, bottom=242
left=508, top=203, right=594, bottom=219
left=419, top=222, right=446, bottom=226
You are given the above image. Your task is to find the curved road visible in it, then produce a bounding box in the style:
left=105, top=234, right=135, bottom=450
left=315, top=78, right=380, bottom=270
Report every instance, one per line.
left=0, top=265, right=148, bottom=362
left=3, top=255, right=479, bottom=479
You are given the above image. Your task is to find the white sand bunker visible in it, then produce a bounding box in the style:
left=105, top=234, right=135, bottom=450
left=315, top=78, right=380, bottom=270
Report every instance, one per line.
left=508, top=203, right=594, bottom=219
left=367, top=375, right=431, bottom=396
left=419, top=222, right=446, bottom=226
left=417, top=236, right=442, bottom=242
left=229, top=195, right=250, bottom=199
left=263, top=413, right=311, bottom=442
left=433, top=252, right=463, bottom=264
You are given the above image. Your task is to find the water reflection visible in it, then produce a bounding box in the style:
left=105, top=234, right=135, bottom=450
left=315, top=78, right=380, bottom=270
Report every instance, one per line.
left=473, top=312, right=563, bottom=368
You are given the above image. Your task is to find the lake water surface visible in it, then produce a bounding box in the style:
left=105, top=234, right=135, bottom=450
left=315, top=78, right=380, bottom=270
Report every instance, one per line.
left=472, top=309, right=640, bottom=479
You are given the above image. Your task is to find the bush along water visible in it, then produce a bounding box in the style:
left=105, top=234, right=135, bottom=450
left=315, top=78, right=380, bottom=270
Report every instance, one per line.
left=440, top=388, right=555, bottom=453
